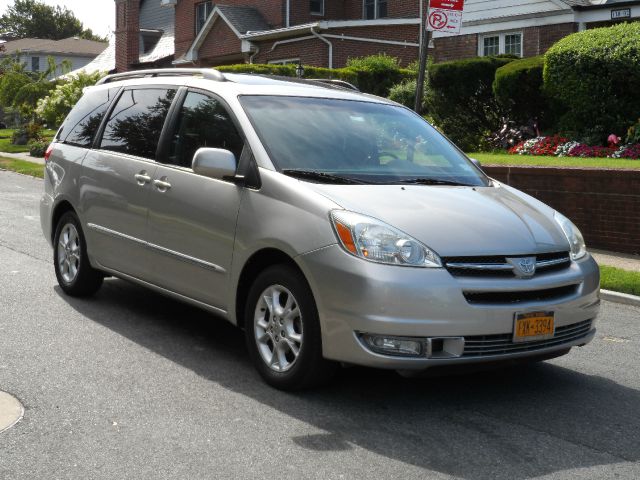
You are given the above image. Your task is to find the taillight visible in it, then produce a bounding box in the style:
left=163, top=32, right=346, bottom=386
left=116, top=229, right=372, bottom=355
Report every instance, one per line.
left=44, top=143, right=54, bottom=163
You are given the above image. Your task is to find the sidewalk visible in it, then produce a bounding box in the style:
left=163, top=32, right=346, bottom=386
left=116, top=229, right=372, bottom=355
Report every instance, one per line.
left=0, top=151, right=44, bottom=165
left=591, top=249, right=640, bottom=272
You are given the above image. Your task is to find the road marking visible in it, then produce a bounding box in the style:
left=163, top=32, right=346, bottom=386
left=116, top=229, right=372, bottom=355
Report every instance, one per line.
left=603, top=336, right=630, bottom=343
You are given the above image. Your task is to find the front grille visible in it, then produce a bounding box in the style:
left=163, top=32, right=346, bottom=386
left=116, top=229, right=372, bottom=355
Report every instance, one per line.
left=462, top=319, right=593, bottom=357
left=463, top=284, right=579, bottom=305
left=443, top=251, right=570, bottom=278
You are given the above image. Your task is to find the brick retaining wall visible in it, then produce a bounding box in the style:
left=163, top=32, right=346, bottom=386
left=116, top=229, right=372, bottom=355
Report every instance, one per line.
left=483, top=166, right=640, bottom=255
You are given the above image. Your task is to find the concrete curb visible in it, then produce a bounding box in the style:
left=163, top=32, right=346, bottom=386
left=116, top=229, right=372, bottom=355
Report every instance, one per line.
left=601, top=289, right=640, bottom=307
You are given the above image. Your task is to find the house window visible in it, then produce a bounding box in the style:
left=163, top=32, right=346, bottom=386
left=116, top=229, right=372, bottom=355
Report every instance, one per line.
left=31, top=56, right=40, bottom=72
left=504, top=33, right=522, bottom=56
left=364, top=0, right=387, bottom=19
left=195, top=1, right=214, bottom=35
left=268, top=58, right=301, bottom=65
left=479, top=32, right=522, bottom=57
left=310, top=0, right=324, bottom=15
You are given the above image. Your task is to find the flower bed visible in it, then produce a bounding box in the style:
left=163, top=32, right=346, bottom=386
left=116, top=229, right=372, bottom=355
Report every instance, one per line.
left=508, top=136, right=640, bottom=159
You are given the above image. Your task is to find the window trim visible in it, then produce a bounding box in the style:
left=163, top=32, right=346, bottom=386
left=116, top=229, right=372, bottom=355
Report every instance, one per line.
left=195, top=1, right=214, bottom=36
left=363, top=0, right=388, bottom=20
left=310, top=0, right=324, bottom=16
left=267, top=58, right=301, bottom=65
left=478, top=31, right=523, bottom=57
left=31, top=56, right=40, bottom=72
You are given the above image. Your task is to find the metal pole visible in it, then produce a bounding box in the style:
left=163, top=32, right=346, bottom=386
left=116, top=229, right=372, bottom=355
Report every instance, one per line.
left=414, top=0, right=431, bottom=114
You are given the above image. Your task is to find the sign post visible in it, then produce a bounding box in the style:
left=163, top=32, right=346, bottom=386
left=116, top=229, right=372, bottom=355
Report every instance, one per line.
left=414, top=0, right=465, bottom=114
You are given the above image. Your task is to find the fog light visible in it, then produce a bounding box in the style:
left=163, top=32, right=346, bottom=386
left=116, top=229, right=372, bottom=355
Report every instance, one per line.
left=360, top=333, right=423, bottom=357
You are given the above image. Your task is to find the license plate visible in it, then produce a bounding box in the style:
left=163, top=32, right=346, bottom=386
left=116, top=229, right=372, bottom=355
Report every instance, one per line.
left=513, top=311, right=555, bottom=342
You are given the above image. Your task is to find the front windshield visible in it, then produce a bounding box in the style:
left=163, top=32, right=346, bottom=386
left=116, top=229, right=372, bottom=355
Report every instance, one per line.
left=240, top=95, right=488, bottom=186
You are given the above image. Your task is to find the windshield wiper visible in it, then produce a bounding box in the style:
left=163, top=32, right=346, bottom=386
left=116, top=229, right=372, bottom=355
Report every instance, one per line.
left=281, top=169, right=367, bottom=185
left=394, top=177, right=474, bottom=187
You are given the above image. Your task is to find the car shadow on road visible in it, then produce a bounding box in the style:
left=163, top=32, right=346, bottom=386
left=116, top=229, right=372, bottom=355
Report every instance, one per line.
left=56, top=278, right=639, bottom=480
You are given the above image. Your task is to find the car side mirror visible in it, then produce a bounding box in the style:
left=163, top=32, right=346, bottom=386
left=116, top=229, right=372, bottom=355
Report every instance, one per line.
left=469, top=157, right=482, bottom=170
left=192, top=148, right=237, bottom=180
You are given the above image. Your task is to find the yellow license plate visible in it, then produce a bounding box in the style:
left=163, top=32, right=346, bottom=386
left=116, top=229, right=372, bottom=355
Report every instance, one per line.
left=513, top=311, right=555, bottom=342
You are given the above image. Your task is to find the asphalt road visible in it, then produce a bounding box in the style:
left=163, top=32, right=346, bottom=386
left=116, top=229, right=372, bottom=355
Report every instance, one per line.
left=1, top=170, right=639, bottom=480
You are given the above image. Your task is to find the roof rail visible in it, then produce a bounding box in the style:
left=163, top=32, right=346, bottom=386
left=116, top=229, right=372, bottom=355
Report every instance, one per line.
left=307, top=78, right=359, bottom=92
left=96, top=68, right=226, bottom=85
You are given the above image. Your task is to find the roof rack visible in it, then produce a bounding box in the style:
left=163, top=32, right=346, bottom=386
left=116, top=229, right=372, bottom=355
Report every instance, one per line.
left=96, top=68, right=226, bottom=85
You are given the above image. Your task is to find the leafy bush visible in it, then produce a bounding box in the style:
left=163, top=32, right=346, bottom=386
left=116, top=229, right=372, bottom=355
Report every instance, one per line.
left=28, top=140, right=48, bottom=157
left=425, top=56, right=515, bottom=151
left=493, top=55, right=547, bottom=125
left=36, top=71, right=105, bottom=126
left=11, top=122, right=42, bottom=145
left=626, top=118, right=640, bottom=144
left=217, top=55, right=413, bottom=97
left=544, top=23, right=640, bottom=143
left=388, top=79, right=418, bottom=109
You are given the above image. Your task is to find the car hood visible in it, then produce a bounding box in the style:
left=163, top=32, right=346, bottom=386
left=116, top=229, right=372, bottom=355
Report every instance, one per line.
left=308, top=183, right=569, bottom=257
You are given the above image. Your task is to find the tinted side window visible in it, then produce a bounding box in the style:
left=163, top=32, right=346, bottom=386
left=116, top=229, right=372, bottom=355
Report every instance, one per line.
left=100, top=88, right=176, bottom=160
left=168, top=91, right=243, bottom=168
left=58, top=88, right=117, bottom=147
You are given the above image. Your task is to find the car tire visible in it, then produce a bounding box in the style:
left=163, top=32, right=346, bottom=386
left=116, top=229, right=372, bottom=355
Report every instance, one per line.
left=245, top=264, right=337, bottom=390
left=53, top=211, right=103, bottom=297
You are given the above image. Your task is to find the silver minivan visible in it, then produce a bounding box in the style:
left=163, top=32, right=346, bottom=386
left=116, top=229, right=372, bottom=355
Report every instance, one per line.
left=41, top=69, right=600, bottom=390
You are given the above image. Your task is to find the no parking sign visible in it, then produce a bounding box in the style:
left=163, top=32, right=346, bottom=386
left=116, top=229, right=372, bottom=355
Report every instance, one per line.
left=427, top=0, right=465, bottom=34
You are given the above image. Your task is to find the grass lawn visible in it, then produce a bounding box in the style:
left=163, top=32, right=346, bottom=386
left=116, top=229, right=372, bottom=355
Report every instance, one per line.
left=0, top=128, right=56, bottom=154
left=0, top=157, right=44, bottom=178
left=467, top=152, right=640, bottom=170
left=600, top=265, right=640, bottom=297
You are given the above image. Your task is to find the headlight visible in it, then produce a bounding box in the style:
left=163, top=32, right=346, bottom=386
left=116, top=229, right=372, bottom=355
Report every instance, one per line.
left=554, top=211, right=586, bottom=260
left=330, top=210, right=442, bottom=267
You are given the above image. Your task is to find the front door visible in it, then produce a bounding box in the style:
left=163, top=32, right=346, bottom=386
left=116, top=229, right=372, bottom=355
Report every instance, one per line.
left=145, top=90, right=246, bottom=311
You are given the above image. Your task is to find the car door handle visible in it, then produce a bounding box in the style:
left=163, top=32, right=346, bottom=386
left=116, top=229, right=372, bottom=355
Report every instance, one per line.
left=134, top=172, right=151, bottom=185
left=153, top=178, right=172, bottom=191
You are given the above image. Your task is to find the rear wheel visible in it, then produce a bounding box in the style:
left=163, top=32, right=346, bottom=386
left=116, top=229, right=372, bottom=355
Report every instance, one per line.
left=245, top=264, right=336, bottom=390
left=53, top=211, right=103, bottom=297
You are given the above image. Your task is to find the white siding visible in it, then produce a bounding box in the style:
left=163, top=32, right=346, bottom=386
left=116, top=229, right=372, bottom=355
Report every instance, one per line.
left=462, top=0, right=568, bottom=23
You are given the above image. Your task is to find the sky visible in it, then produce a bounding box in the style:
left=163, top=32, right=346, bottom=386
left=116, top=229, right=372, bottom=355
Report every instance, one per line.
left=0, top=0, right=114, bottom=39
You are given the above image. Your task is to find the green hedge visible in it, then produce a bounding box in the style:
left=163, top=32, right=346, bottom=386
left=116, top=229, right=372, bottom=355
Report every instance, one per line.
left=544, top=22, right=640, bottom=143
left=426, top=56, right=514, bottom=150
left=493, top=55, right=547, bottom=125
left=216, top=61, right=413, bottom=98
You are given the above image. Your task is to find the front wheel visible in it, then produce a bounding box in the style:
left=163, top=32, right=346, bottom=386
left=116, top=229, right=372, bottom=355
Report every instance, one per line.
left=245, top=265, right=336, bottom=390
left=53, top=211, right=103, bottom=297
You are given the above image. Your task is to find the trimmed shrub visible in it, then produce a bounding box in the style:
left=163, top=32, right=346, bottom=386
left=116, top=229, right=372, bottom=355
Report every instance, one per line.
left=217, top=56, right=413, bottom=97
left=425, top=56, right=514, bottom=151
left=544, top=22, right=640, bottom=143
left=493, top=55, right=547, bottom=125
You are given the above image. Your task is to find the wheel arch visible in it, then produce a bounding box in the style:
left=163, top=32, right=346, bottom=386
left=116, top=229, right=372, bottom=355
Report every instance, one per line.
left=50, top=199, right=77, bottom=243
left=235, top=248, right=308, bottom=331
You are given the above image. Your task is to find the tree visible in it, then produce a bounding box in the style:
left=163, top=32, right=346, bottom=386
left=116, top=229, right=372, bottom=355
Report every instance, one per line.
left=0, top=56, right=71, bottom=120
left=0, top=0, right=106, bottom=41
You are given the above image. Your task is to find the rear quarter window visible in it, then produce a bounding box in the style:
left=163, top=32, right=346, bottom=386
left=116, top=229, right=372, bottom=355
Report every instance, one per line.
left=58, top=88, right=118, bottom=147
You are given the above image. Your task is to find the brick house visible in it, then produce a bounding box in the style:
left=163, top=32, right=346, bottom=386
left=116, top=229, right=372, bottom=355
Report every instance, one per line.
left=111, top=0, right=640, bottom=72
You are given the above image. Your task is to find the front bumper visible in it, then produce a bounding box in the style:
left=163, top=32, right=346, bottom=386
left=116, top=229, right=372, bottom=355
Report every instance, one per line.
left=297, top=245, right=600, bottom=370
